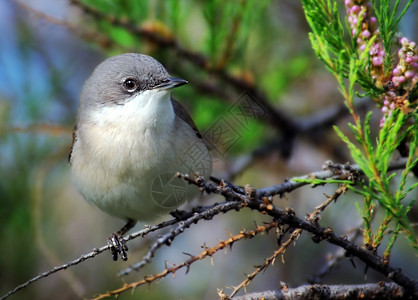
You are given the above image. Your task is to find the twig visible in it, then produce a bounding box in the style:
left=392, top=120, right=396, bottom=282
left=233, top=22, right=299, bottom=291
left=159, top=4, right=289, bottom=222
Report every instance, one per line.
left=309, top=225, right=363, bottom=284
left=229, top=228, right=303, bottom=298
left=0, top=218, right=179, bottom=300
left=256, top=158, right=408, bottom=198
left=178, top=162, right=418, bottom=295
left=246, top=198, right=418, bottom=295
left=91, top=222, right=278, bottom=300
left=1, top=160, right=411, bottom=300
left=118, top=200, right=244, bottom=276
left=230, top=282, right=407, bottom=300
left=229, top=185, right=347, bottom=297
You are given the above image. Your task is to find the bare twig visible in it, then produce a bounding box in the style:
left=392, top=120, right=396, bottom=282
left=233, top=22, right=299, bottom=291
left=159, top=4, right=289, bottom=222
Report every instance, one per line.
left=309, top=225, right=363, bottom=284
left=91, top=222, right=278, bottom=300
left=229, top=228, right=303, bottom=298
left=0, top=218, right=179, bottom=300
left=230, top=282, right=407, bottom=300
left=1, top=160, right=412, bottom=300
left=118, top=200, right=244, bottom=276
left=229, top=185, right=347, bottom=297
left=178, top=161, right=418, bottom=295
left=256, top=158, right=408, bottom=198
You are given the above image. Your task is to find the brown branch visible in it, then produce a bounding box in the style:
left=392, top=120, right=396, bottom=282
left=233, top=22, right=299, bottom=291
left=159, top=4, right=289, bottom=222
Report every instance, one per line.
left=229, top=185, right=347, bottom=297
left=0, top=218, right=180, bottom=300
left=230, top=282, right=407, bottom=300
left=91, top=222, right=278, bottom=300
left=309, top=225, right=363, bottom=284
left=118, top=201, right=244, bottom=276
left=179, top=162, right=418, bottom=296
left=228, top=228, right=302, bottom=298
left=1, top=160, right=412, bottom=300
left=248, top=199, right=418, bottom=295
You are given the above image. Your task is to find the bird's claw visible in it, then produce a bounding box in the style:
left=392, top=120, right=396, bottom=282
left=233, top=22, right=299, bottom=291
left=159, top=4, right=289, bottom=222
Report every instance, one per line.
left=108, top=233, right=128, bottom=261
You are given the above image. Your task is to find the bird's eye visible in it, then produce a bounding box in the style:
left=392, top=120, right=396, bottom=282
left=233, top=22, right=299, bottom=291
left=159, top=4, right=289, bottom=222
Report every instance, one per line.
left=122, top=78, right=138, bottom=92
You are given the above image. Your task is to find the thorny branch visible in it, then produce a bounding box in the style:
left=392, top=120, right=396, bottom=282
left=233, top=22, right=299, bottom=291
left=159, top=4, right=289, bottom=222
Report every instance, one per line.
left=177, top=160, right=418, bottom=296
left=1, top=159, right=414, bottom=300
left=230, top=282, right=407, bottom=300
left=308, top=225, right=363, bottom=284
left=227, top=228, right=303, bottom=299
left=0, top=218, right=180, bottom=300
left=227, top=185, right=348, bottom=298
left=118, top=201, right=244, bottom=276
left=91, top=222, right=279, bottom=300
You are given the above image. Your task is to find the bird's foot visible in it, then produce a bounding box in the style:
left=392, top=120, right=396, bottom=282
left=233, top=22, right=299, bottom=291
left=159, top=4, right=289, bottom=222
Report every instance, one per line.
left=108, top=233, right=128, bottom=261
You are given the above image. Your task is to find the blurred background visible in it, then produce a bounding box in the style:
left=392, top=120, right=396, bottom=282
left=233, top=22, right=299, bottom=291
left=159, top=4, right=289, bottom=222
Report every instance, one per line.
left=0, top=0, right=417, bottom=299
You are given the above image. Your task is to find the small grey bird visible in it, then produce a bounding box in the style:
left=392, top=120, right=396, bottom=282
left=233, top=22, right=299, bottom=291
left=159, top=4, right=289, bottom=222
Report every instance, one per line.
left=69, top=53, right=212, bottom=261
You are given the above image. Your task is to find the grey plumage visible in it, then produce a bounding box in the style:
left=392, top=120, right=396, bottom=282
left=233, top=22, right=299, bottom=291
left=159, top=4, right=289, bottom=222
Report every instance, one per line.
left=70, top=53, right=211, bottom=221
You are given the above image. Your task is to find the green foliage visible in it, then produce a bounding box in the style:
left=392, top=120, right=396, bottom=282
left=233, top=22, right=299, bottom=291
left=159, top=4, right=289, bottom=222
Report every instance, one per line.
left=302, top=0, right=417, bottom=255
left=203, top=0, right=270, bottom=65
left=371, top=0, right=414, bottom=59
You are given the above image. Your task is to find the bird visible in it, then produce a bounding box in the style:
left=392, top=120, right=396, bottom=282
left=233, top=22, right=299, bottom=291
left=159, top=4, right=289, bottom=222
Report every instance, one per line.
left=69, top=53, right=212, bottom=261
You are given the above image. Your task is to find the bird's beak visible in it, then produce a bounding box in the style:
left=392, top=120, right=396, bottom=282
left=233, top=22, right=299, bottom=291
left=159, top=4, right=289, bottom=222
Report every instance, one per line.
left=153, top=77, right=188, bottom=90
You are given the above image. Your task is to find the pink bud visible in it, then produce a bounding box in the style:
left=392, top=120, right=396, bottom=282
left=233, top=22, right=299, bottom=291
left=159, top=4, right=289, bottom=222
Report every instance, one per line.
left=392, top=67, right=401, bottom=75
left=362, top=30, right=371, bottom=38
left=397, top=76, right=405, bottom=83
left=372, top=56, right=383, bottom=66
left=352, top=5, right=361, bottom=14
left=405, top=57, right=413, bottom=64
left=359, top=44, right=366, bottom=51
left=370, top=17, right=377, bottom=24
left=409, top=42, right=416, bottom=48
left=370, top=44, right=378, bottom=55
left=389, top=102, right=395, bottom=110
left=381, top=106, right=388, bottom=113
left=400, top=37, right=409, bottom=45
left=383, top=100, right=390, bottom=106
left=345, top=0, right=352, bottom=6
left=405, top=70, right=414, bottom=78
left=380, top=118, right=385, bottom=128
left=352, top=28, right=357, bottom=36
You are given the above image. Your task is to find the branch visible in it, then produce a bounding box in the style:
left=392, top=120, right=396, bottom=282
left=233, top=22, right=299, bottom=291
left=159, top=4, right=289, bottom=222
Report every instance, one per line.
left=179, top=160, right=417, bottom=296
left=118, top=201, right=244, bottom=276
left=229, top=228, right=302, bottom=298
left=229, top=282, right=407, bottom=300
left=256, top=158, right=408, bottom=198
left=229, top=186, right=348, bottom=297
left=0, top=218, right=180, bottom=300
left=1, top=159, right=412, bottom=300
left=91, top=222, right=278, bottom=300
left=308, top=225, right=363, bottom=284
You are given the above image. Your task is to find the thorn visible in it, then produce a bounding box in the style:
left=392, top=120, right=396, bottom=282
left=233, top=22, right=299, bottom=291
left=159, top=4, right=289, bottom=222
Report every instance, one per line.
left=182, top=252, right=194, bottom=258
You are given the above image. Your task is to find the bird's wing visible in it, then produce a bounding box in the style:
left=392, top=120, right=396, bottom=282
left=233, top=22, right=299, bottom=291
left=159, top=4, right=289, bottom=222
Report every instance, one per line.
left=171, top=97, right=203, bottom=139
left=68, top=125, right=77, bottom=164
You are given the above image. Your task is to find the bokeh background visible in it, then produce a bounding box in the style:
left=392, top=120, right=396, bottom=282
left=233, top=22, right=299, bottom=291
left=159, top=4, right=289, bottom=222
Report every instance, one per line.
left=0, top=0, right=417, bottom=299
